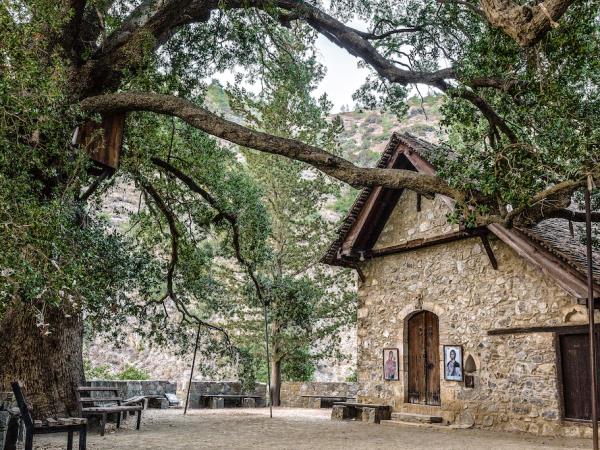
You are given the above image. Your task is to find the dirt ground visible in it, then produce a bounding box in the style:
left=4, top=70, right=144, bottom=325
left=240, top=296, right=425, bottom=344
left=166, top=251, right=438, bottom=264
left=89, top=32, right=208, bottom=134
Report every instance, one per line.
left=33, top=408, right=590, bottom=450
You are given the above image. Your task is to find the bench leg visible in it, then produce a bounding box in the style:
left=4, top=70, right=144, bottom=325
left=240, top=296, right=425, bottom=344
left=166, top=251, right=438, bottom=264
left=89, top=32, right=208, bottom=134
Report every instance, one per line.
left=116, top=410, right=121, bottom=429
left=100, top=413, right=107, bottom=436
left=79, top=426, right=87, bottom=450
left=67, top=430, right=74, bottom=450
left=24, top=429, right=34, bottom=450
left=136, top=410, right=142, bottom=430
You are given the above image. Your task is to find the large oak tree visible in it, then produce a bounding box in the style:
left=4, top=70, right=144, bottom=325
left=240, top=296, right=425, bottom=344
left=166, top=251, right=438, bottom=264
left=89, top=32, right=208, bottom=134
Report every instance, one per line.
left=1, top=0, right=598, bottom=415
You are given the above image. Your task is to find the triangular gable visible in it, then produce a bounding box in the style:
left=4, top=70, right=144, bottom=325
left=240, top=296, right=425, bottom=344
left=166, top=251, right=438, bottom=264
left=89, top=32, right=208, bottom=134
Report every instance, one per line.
left=322, top=132, right=600, bottom=300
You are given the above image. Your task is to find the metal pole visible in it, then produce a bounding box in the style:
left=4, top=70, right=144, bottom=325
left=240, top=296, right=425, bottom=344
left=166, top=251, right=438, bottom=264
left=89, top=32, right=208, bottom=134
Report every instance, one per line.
left=263, top=302, right=273, bottom=418
left=584, top=177, right=598, bottom=450
left=184, top=324, right=202, bottom=415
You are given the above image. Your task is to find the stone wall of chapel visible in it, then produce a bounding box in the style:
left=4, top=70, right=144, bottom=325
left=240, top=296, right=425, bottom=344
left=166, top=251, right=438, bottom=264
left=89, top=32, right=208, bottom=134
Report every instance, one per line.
left=373, top=190, right=459, bottom=250
left=356, top=193, right=592, bottom=437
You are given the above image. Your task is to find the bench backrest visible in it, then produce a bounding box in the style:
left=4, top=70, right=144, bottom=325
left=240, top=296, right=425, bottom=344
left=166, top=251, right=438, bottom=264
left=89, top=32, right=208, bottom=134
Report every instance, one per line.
left=10, top=382, right=33, bottom=429
left=76, top=386, right=122, bottom=407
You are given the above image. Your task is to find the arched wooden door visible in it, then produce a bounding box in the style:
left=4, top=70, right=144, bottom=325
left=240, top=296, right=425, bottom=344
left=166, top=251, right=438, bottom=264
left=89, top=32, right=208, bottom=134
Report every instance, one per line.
left=407, top=311, right=440, bottom=405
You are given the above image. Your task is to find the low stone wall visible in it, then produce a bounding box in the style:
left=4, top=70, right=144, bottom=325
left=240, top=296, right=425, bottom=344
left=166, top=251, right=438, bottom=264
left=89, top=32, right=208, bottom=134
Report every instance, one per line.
left=280, top=382, right=358, bottom=407
left=84, top=380, right=358, bottom=409
left=187, top=382, right=267, bottom=409
left=86, top=380, right=177, bottom=399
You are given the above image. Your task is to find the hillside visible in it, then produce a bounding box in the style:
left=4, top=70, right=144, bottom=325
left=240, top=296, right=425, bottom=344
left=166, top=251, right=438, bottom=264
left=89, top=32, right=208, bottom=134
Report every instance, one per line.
left=336, top=95, right=444, bottom=166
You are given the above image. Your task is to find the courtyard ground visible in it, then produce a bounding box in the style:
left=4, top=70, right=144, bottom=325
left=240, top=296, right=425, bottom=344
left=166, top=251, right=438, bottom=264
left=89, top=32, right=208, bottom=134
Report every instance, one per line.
left=34, top=408, right=590, bottom=450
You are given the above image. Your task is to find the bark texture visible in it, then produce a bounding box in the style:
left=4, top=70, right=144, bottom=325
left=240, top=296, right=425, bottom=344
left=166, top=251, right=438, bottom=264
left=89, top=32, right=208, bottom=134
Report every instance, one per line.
left=269, top=358, right=282, bottom=407
left=480, top=0, right=575, bottom=47
left=0, top=304, right=84, bottom=418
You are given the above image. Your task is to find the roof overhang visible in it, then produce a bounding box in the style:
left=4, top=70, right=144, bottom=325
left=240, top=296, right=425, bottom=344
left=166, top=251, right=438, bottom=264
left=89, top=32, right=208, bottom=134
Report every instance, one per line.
left=322, top=132, right=600, bottom=299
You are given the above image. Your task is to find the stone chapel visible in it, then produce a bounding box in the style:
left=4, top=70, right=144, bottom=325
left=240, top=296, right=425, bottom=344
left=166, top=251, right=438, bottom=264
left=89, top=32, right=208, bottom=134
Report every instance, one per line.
left=322, top=132, right=600, bottom=437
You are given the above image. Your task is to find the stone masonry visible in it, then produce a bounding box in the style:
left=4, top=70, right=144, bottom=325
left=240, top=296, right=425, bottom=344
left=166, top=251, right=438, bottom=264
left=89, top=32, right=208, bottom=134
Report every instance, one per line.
left=279, top=382, right=358, bottom=407
left=356, top=190, right=595, bottom=437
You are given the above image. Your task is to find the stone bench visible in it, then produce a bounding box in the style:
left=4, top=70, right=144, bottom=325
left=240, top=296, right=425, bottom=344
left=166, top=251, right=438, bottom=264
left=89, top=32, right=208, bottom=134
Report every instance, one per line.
left=300, top=395, right=356, bottom=409
left=199, top=394, right=263, bottom=409
left=331, top=402, right=391, bottom=424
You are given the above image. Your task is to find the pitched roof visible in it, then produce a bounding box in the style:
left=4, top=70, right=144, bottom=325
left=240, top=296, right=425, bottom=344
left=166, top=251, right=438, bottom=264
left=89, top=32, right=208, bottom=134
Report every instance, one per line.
left=321, top=133, right=403, bottom=267
left=321, top=132, right=446, bottom=266
left=322, top=132, right=600, bottom=297
left=523, top=219, right=600, bottom=286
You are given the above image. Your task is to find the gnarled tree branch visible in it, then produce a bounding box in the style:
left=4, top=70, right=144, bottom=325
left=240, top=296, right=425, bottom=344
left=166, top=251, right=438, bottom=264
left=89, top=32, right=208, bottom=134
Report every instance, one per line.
left=479, top=0, right=575, bottom=47
left=150, top=158, right=267, bottom=303
left=544, top=209, right=600, bottom=223
left=81, top=92, right=463, bottom=199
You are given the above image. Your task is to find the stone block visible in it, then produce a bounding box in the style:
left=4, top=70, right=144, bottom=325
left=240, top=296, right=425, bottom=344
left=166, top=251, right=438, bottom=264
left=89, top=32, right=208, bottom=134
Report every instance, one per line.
left=210, top=397, right=224, bottom=409
left=242, top=398, right=256, bottom=408
left=361, top=407, right=377, bottom=424
left=331, top=405, right=350, bottom=421
left=147, top=397, right=170, bottom=409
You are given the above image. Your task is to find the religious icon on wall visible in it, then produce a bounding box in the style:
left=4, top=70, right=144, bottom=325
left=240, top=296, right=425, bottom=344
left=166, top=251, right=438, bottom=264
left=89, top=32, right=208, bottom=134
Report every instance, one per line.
left=444, top=345, right=463, bottom=381
left=382, top=348, right=399, bottom=381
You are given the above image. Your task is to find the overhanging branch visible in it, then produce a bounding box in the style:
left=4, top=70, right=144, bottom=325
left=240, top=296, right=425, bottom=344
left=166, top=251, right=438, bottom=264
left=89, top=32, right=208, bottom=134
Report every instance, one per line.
left=81, top=92, right=463, bottom=199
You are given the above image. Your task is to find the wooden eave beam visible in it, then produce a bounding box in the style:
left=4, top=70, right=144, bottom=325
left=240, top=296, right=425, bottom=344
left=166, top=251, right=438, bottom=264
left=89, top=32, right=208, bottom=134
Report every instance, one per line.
left=401, top=148, right=454, bottom=209
left=480, top=235, right=498, bottom=270
left=488, top=323, right=600, bottom=336
left=368, top=227, right=489, bottom=258
left=340, top=143, right=405, bottom=255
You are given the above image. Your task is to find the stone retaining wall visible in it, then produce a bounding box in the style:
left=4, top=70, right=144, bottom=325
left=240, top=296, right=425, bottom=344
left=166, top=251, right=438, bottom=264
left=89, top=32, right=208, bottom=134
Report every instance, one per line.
left=86, top=380, right=177, bottom=399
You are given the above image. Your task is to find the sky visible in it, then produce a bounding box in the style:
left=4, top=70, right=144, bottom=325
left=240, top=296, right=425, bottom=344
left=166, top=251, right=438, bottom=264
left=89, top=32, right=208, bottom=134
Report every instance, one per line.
left=312, top=34, right=372, bottom=112
left=215, top=20, right=372, bottom=113
left=214, top=26, right=438, bottom=113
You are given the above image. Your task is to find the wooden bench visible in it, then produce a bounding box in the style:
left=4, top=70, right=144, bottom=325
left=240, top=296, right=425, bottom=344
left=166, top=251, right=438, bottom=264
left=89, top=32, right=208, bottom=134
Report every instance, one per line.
left=199, top=394, right=263, bottom=409
left=331, top=402, right=391, bottom=424
left=11, top=382, right=87, bottom=450
left=76, top=386, right=143, bottom=436
left=300, top=395, right=356, bottom=408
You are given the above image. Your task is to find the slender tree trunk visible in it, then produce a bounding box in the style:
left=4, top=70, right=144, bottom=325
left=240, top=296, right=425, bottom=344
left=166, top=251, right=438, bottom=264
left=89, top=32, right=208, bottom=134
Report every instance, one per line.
left=269, top=358, right=282, bottom=407
left=0, top=304, right=84, bottom=418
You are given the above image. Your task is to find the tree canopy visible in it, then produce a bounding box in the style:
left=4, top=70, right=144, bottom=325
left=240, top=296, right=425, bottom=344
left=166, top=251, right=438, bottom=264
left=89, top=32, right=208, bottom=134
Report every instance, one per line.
left=1, top=0, right=598, bottom=415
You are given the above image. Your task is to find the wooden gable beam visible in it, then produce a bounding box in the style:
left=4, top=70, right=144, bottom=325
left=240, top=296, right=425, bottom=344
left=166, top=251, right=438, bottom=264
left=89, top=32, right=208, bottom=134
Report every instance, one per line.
left=340, top=143, right=405, bottom=256
left=480, top=235, right=498, bottom=270
left=370, top=227, right=489, bottom=258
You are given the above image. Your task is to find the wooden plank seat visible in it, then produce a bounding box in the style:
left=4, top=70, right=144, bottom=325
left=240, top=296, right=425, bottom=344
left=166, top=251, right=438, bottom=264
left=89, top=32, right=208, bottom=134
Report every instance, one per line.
left=11, top=382, right=87, bottom=450
left=300, top=395, right=356, bottom=408
left=76, top=386, right=143, bottom=436
left=331, top=402, right=391, bottom=424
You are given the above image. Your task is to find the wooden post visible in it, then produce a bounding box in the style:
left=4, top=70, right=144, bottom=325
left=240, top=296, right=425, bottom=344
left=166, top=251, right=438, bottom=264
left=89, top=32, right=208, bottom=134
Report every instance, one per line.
left=263, top=302, right=273, bottom=418
left=584, top=177, right=598, bottom=450
left=184, top=324, right=201, bottom=415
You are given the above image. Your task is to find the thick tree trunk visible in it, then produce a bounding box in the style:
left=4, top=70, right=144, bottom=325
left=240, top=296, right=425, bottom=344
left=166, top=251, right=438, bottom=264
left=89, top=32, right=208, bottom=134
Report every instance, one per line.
left=269, top=358, right=282, bottom=407
left=0, top=304, right=84, bottom=418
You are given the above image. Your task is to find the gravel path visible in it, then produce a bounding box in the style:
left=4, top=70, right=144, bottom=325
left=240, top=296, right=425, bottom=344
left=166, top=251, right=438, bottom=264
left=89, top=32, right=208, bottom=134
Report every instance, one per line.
left=34, top=408, right=590, bottom=450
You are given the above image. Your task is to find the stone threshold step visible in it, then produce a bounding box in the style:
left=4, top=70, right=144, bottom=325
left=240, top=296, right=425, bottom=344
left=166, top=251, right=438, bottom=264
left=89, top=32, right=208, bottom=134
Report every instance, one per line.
left=381, top=419, right=447, bottom=429
left=390, top=412, right=444, bottom=424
